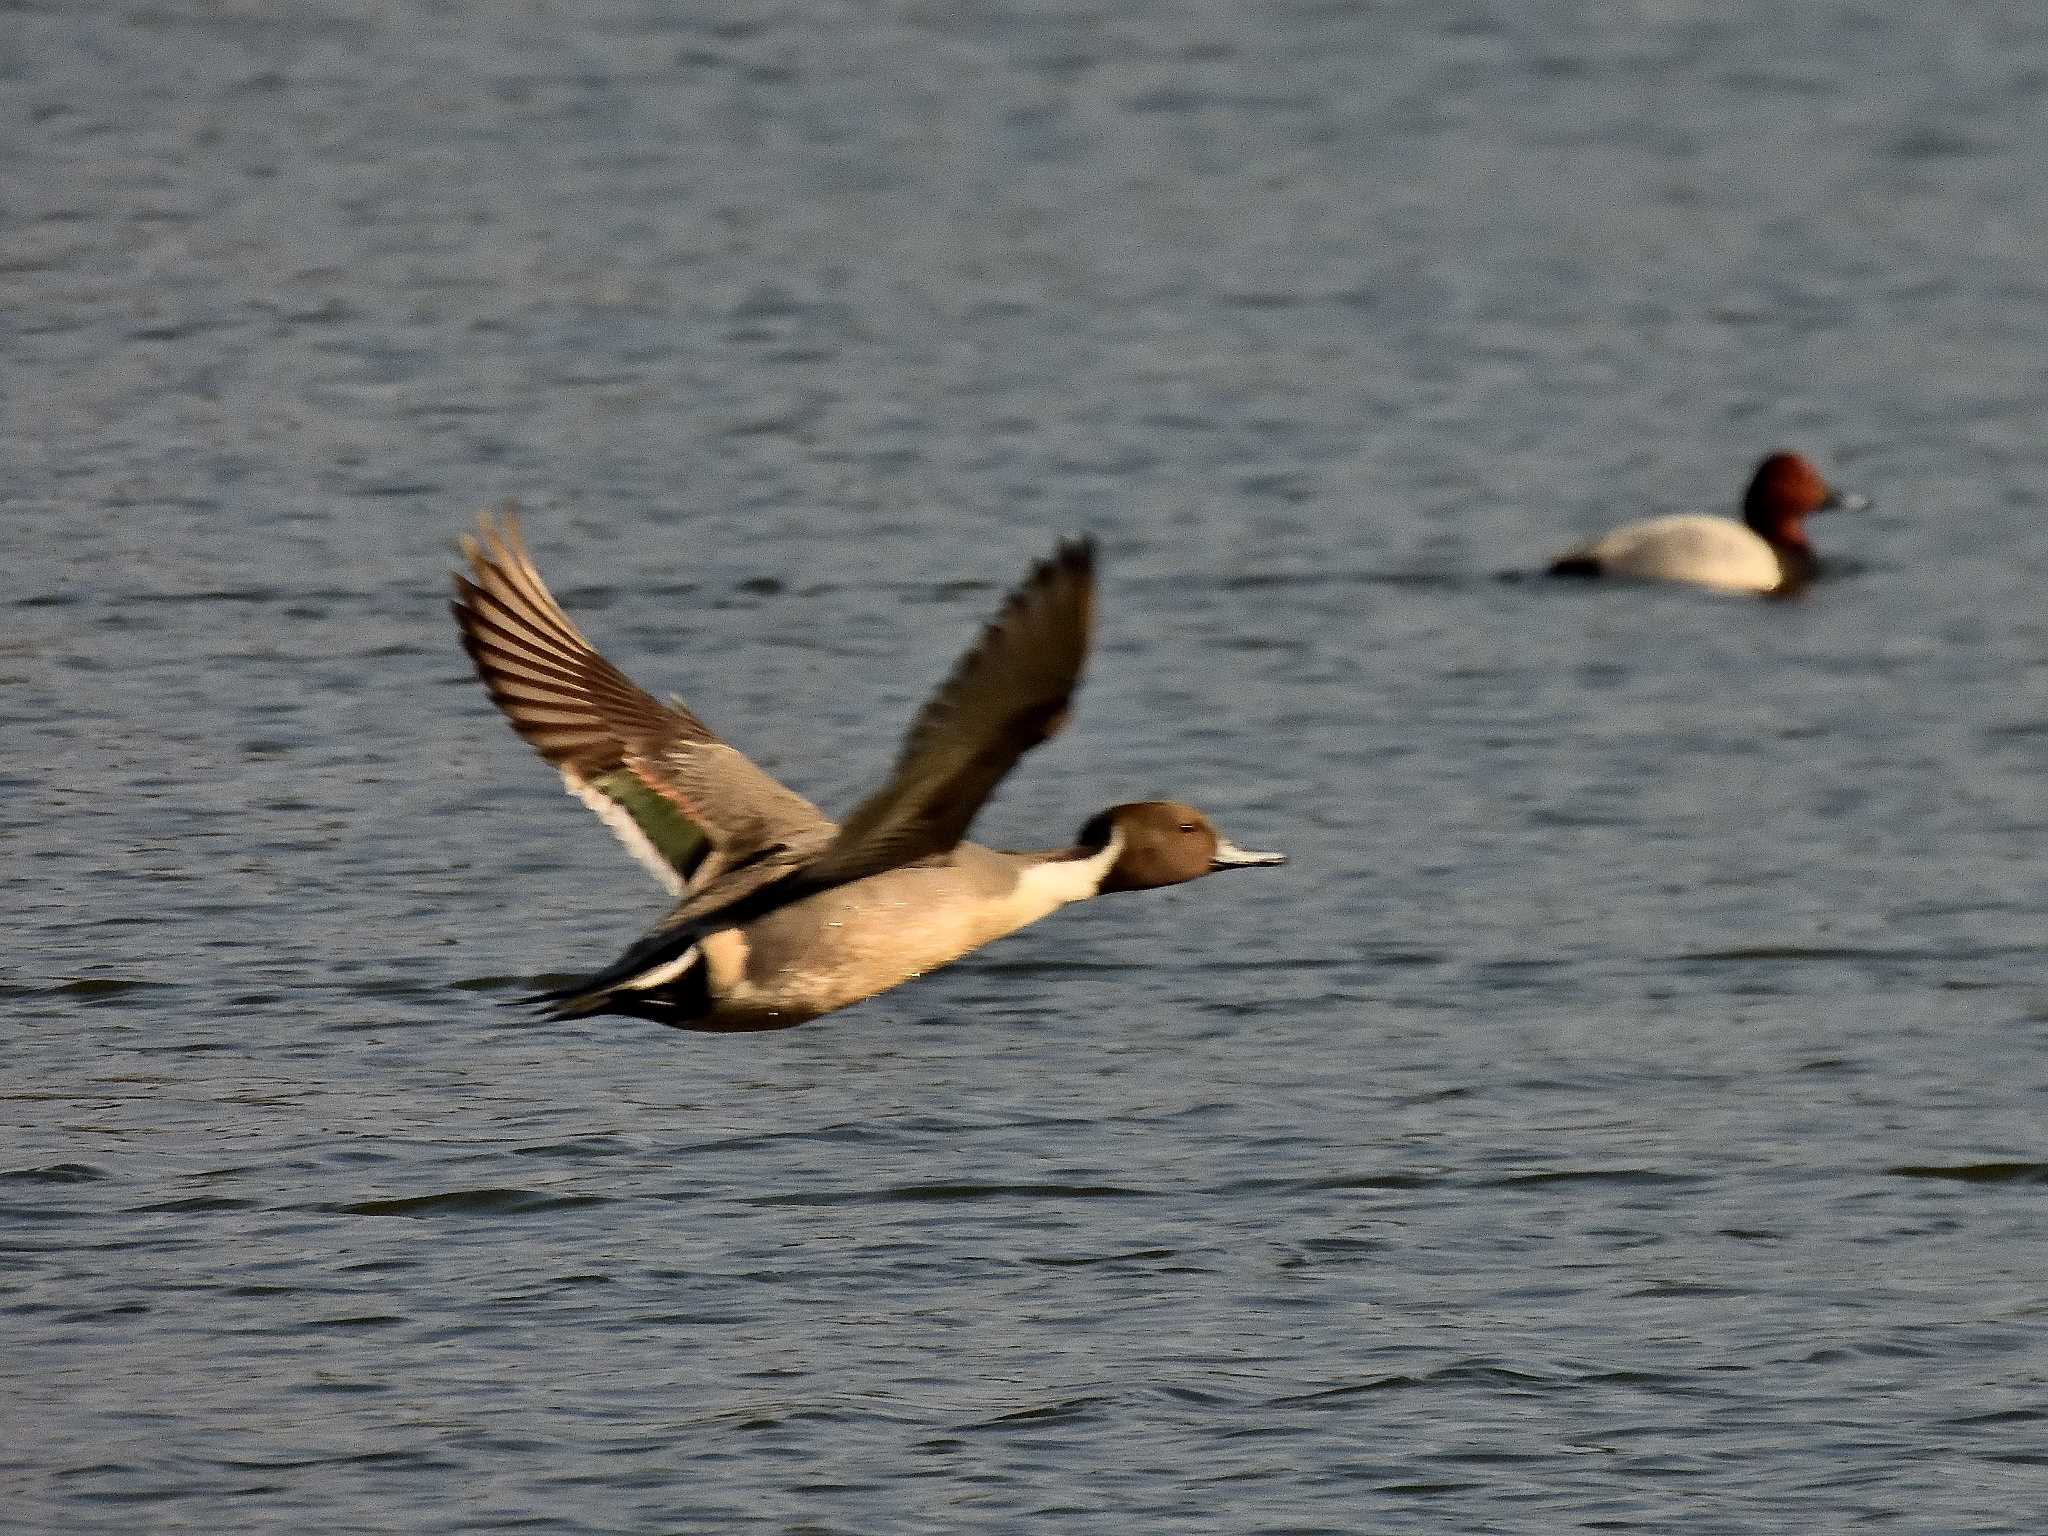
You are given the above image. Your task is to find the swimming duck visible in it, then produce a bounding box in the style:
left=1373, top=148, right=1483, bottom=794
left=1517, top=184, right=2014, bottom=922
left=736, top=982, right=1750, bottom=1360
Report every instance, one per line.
left=451, top=511, right=1285, bottom=1031
left=1547, top=451, right=1869, bottom=595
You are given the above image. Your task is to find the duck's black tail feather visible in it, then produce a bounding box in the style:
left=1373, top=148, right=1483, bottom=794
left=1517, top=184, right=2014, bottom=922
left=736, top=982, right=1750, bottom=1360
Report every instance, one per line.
left=1545, top=554, right=1604, bottom=579
left=527, top=928, right=714, bottom=1029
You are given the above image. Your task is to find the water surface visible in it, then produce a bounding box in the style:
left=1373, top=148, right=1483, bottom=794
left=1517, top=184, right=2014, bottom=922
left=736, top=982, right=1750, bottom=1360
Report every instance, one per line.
left=5, top=2, right=2047, bottom=1530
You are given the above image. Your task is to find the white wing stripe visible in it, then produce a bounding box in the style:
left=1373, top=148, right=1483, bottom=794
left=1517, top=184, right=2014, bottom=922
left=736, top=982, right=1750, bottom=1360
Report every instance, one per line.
left=623, top=944, right=702, bottom=991
left=563, top=769, right=686, bottom=896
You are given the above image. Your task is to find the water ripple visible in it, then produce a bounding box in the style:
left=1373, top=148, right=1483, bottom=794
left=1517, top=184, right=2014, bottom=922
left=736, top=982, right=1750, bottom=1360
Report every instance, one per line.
left=1887, top=1162, right=2048, bottom=1186
left=329, top=1189, right=616, bottom=1218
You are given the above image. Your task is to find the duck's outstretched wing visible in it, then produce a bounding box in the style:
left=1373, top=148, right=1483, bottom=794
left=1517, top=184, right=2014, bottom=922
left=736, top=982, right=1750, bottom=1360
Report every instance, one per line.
left=450, top=506, right=835, bottom=898
left=794, top=537, right=1095, bottom=891
left=512, top=537, right=1096, bottom=1023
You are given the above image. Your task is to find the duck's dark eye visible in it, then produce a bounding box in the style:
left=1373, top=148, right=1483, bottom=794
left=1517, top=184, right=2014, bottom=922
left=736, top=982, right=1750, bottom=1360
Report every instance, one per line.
left=1178, top=822, right=1196, bottom=834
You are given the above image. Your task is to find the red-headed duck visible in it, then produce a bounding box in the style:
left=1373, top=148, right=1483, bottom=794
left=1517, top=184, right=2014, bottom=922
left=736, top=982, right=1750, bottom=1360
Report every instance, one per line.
left=451, top=511, right=1285, bottom=1032
left=1548, top=451, right=1870, bottom=595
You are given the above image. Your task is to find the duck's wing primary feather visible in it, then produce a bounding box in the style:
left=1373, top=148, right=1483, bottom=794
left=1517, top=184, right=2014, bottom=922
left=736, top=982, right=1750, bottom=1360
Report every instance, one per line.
left=451, top=506, right=835, bottom=897
left=792, top=537, right=1095, bottom=892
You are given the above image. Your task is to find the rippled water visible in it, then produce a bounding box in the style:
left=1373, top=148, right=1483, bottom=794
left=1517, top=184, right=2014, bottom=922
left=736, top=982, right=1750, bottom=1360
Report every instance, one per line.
left=7, top=2, right=2048, bottom=1531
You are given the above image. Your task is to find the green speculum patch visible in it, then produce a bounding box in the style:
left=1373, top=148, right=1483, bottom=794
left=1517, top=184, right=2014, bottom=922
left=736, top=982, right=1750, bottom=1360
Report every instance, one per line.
left=594, top=769, right=710, bottom=878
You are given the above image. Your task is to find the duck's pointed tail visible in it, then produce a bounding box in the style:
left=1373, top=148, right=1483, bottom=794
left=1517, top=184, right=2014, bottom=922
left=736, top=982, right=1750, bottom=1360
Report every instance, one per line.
left=527, top=928, right=713, bottom=1028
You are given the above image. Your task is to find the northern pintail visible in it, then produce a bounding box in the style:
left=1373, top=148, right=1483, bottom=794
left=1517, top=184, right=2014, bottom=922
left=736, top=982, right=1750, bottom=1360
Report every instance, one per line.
left=452, top=511, right=1284, bottom=1030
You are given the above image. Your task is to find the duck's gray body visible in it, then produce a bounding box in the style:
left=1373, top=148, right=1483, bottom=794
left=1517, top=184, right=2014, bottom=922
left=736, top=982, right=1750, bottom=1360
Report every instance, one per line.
left=451, top=512, right=1282, bottom=1032
left=670, top=839, right=1120, bottom=1031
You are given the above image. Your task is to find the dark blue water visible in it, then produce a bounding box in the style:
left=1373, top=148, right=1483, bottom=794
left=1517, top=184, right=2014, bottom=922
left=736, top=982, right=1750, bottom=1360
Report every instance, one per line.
left=5, top=3, right=2046, bottom=1530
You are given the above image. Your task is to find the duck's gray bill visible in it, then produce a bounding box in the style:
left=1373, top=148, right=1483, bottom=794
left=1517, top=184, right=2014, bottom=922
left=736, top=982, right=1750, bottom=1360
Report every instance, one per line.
left=1825, top=488, right=1872, bottom=513
left=1211, top=839, right=1287, bottom=870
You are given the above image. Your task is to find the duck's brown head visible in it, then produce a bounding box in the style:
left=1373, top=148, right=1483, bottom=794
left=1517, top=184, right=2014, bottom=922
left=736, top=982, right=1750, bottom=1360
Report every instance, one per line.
left=1742, top=451, right=1870, bottom=547
left=1078, top=801, right=1286, bottom=893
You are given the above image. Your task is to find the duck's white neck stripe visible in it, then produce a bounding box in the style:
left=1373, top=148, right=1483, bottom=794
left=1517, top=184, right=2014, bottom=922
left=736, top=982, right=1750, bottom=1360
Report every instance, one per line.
left=1015, top=827, right=1125, bottom=913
